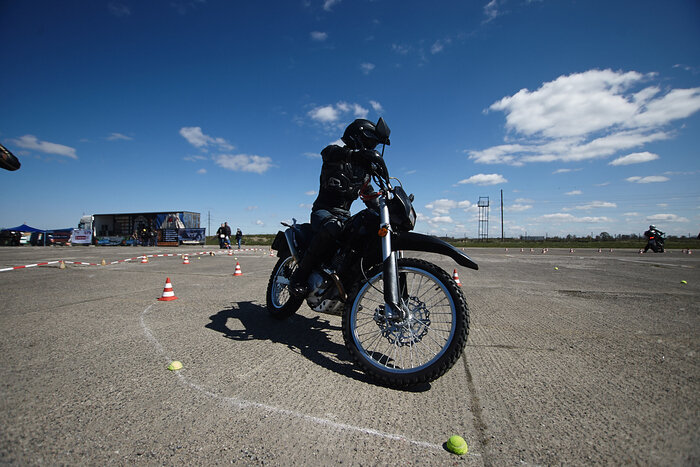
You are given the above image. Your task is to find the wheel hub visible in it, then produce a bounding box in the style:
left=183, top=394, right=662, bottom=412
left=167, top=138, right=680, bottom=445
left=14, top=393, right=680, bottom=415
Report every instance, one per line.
left=373, top=296, right=431, bottom=346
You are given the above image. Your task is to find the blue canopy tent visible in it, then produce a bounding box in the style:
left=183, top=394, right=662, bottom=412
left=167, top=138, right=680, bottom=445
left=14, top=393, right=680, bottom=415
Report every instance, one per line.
left=1, top=224, right=44, bottom=233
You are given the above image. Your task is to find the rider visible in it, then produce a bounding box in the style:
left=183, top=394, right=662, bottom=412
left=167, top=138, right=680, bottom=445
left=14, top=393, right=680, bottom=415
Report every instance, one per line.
left=643, top=224, right=664, bottom=252
left=289, top=118, right=390, bottom=297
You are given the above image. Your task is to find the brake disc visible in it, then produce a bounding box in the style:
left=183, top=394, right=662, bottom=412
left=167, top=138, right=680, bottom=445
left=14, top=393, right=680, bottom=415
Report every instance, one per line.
left=373, top=296, right=431, bottom=346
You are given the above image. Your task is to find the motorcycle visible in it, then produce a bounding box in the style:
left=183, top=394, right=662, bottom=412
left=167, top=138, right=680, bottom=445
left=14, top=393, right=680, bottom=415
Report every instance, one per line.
left=266, top=119, right=479, bottom=388
left=644, top=231, right=665, bottom=253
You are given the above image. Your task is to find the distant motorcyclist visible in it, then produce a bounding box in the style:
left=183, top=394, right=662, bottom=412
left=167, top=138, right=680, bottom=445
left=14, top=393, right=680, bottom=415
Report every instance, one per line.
left=643, top=225, right=665, bottom=253
left=289, top=118, right=390, bottom=297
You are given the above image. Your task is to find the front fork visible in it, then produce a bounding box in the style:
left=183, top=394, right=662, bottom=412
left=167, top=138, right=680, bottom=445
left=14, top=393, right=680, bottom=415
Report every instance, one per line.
left=379, top=195, right=405, bottom=319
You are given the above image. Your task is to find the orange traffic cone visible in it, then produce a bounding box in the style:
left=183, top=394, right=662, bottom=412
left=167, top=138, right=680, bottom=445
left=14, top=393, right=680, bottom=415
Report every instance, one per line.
left=234, top=262, right=243, bottom=276
left=158, top=277, right=178, bottom=301
left=452, top=269, right=462, bottom=287
left=182, top=255, right=190, bottom=265
left=141, top=255, right=149, bottom=264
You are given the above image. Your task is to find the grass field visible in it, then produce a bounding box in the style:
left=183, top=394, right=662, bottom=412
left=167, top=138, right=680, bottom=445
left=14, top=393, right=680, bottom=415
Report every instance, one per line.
left=208, top=234, right=700, bottom=250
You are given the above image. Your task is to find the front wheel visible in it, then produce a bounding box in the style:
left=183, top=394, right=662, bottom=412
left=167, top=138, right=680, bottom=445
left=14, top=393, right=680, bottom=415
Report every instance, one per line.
left=342, top=258, right=470, bottom=388
left=266, top=255, right=304, bottom=319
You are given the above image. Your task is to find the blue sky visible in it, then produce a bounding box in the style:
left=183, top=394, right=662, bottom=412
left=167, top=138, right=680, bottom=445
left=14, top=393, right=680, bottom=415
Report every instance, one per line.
left=1, top=0, right=699, bottom=238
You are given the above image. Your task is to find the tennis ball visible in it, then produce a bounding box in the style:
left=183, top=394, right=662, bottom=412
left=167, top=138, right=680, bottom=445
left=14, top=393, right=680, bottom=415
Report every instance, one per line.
left=554, top=267, right=559, bottom=270
left=446, top=435, right=468, bottom=455
left=680, top=280, right=687, bottom=284
left=167, top=361, right=183, bottom=371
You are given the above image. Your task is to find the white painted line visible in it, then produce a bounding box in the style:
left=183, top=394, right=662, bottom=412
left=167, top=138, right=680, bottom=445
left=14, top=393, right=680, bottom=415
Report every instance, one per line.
left=139, top=304, right=449, bottom=453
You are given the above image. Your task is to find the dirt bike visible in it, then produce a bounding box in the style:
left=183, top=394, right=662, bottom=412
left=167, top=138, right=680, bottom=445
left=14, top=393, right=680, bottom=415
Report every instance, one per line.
left=644, top=232, right=665, bottom=253
left=266, top=120, right=478, bottom=388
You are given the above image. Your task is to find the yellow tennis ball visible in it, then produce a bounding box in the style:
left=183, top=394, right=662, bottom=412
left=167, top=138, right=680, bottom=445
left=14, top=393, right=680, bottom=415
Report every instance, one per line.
left=554, top=267, right=559, bottom=270
left=167, top=361, right=183, bottom=371
left=681, top=280, right=687, bottom=284
left=446, top=435, right=468, bottom=455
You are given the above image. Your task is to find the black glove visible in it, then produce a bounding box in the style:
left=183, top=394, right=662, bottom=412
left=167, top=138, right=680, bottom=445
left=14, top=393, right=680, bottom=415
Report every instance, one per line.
left=357, top=150, right=388, bottom=179
left=357, top=149, right=381, bottom=165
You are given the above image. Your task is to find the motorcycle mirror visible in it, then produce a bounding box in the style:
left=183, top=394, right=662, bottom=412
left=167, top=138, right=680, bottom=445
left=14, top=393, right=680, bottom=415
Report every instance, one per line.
left=376, top=118, right=391, bottom=145
left=0, top=143, right=21, bottom=171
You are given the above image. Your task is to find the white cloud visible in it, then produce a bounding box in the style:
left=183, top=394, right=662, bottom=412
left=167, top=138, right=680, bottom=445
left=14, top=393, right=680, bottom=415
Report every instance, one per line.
left=360, top=63, right=375, bottom=75
left=574, top=201, right=617, bottom=209
left=107, top=132, right=132, bottom=141
left=370, top=100, right=384, bottom=113
left=541, top=213, right=611, bottom=223
left=214, top=154, right=273, bottom=174
left=507, top=203, right=532, bottom=212
left=108, top=2, right=130, bottom=17
left=196, top=168, right=206, bottom=174
left=647, top=213, right=689, bottom=222
left=470, top=69, right=700, bottom=166
left=430, top=216, right=454, bottom=224
left=179, top=127, right=234, bottom=151
left=626, top=175, right=670, bottom=183
left=458, top=200, right=477, bottom=212
left=323, top=0, right=340, bottom=11
left=352, top=103, right=368, bottom=118
left=305, top=190, right=317, bottom=196
left=565, top=190, right=583, bottom=195
left=255, top=220, right=265, bottom=226
left=183, top=155, right=208, bottom=162
left=484, top=0, right=501, bottom=22
left=431, top=41, right=444, bottom=54
left=308, top=105, right=340, bottom=123
left=11, top=135, right=77, bottom=159
left=457, top=173, right=507, bottom=185
left=310, top=31, right=328, bottom=41
left=308, top=101, right=378, bottom=125
left=609, top=151, right=659, bottom=166
left=425, top=199, right=456, bottom=215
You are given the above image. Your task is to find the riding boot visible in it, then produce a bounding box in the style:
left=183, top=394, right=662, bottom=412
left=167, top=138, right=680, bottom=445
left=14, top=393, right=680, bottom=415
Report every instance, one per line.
left=289, top=229, right=334, bottom=297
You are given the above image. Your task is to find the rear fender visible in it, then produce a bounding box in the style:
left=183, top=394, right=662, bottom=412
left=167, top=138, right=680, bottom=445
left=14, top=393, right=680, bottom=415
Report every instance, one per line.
left=391, top=231, right=478, bottom=270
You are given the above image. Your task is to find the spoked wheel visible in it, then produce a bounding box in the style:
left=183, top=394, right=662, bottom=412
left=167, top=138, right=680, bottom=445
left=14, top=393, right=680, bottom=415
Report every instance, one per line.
left=266, top=255, right=304, bottom=319
left=343, top=258, right=469, bottom=388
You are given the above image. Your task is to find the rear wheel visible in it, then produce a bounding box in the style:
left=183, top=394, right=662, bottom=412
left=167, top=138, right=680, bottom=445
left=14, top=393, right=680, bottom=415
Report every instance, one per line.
left=266, top=255, right=304, bottom=319
left=343, top=257, right=469, bottom=388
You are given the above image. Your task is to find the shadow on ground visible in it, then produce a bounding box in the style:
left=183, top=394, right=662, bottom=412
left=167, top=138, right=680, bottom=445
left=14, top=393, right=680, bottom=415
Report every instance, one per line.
left=205, top=302, right=430, bottom=392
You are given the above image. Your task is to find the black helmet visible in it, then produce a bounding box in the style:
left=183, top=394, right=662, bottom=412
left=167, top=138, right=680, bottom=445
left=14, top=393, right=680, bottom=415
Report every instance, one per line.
left=649, top=225, right=656, bottom=230
left=341, top=118, right=391, bottom=150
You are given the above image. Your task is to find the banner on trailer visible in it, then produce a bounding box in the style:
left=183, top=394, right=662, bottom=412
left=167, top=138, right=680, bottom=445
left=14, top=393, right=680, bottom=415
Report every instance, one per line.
left=70, top=229, right=93, bottom=244
left=179, top=228, right=206, bottom=245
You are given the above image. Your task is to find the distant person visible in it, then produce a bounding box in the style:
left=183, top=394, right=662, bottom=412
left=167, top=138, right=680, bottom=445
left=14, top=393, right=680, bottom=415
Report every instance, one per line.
left=235, top=228, right=243, bottom=250
left=216, top=223, right=226, bottom=249
left=149, top=227, right=158, bottom=246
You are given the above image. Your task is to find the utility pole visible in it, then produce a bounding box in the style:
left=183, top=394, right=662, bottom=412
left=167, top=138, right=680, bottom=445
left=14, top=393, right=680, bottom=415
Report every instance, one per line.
left=207, top=211, right=211, bottom=236
left=500, top=189, right=504, bottom=241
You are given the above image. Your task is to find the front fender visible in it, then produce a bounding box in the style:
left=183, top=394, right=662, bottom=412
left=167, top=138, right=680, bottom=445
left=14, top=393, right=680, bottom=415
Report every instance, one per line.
left=391, top=231, right=479, bottom=270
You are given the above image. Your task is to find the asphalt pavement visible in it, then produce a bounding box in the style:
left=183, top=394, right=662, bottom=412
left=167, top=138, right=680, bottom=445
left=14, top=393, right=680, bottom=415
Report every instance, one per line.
left=0, top=245, right=698, bottom=465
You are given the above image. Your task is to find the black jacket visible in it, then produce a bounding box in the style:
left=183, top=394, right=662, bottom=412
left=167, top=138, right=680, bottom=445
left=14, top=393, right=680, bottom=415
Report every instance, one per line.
left=312, top=145, right=378, bottom=214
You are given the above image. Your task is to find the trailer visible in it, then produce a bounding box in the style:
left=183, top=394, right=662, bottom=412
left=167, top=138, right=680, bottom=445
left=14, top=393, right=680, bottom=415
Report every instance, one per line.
left=74, top=211, right=205, bottom=246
